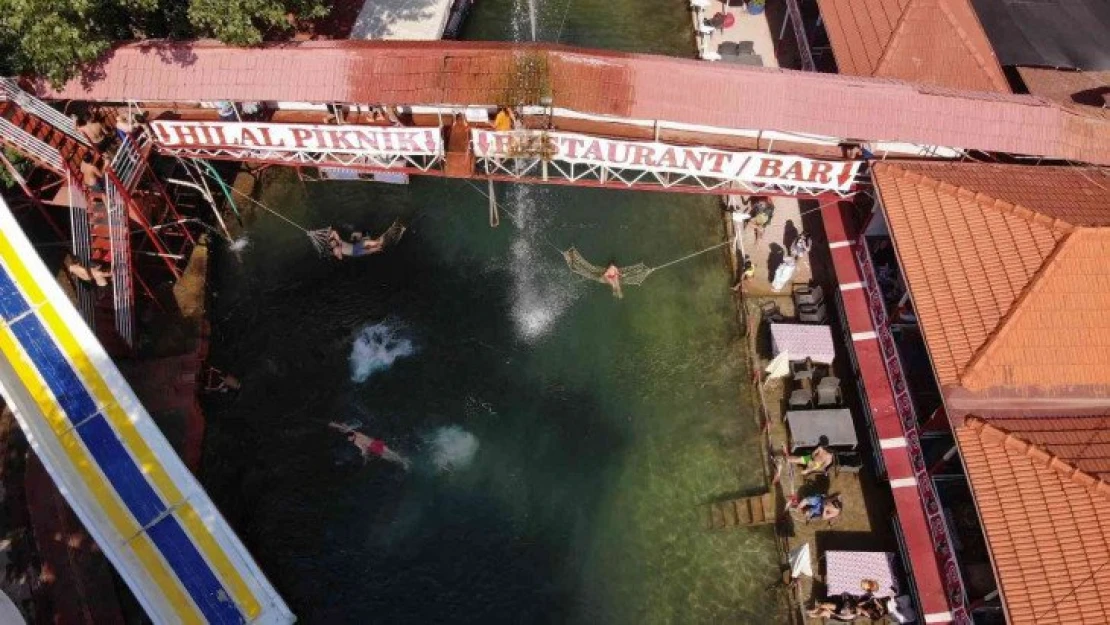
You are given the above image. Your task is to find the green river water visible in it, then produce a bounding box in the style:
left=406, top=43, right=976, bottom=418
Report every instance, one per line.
left=201, top=2, right=787, bottom=623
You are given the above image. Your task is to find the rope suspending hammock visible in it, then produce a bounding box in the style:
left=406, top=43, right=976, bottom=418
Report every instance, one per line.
left=462, top=180, right=736, bottom=290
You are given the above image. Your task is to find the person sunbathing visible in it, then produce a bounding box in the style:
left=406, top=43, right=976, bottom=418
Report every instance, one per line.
left=784, top=444, right=834, bottom=476
left=791, top=493, right=842, bottom=522
left=602, top=263, right=623, bottom=299
left=327, top=222, right=405, bottom=260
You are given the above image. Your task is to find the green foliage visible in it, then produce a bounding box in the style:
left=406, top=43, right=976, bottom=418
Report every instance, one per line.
left=189, top=0, right=327, bottom=46
left=0, top=0, right=330, bottom=85
left=0, top=148, right=31, bottom=189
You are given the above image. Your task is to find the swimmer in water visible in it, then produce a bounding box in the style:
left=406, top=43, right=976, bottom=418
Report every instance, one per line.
left=602, top=262, right=623, bottom=299
left=330, top=422, right=411, bottom=470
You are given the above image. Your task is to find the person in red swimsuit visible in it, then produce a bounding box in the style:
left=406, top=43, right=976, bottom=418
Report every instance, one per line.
left=331, top=423, right=411, bottom=470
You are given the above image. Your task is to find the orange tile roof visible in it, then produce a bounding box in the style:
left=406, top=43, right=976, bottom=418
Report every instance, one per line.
left=958, top=416, right=1110, bottom=625
left=816, top=0, right=1010, bottom=93
left=977, top=413, right=1110, bottom=481
left=1017, top=67, right=1110, bottom=121
left=873, top=162, right=1110, bottom=393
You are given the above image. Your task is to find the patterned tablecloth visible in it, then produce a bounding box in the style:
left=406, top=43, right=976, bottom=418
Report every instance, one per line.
left=825, top=551, right=898, bottom=597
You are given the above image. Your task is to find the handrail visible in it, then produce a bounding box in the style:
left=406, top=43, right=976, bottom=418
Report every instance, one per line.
left=0, top=117, right=63, bottom=172
left=103, top=177, right=136, bottom=347
left=783, top=0, right=815, bottom=72
left=0, top=78, right=90, bottom=146
left=65, top=172, right=98, bottom=331
left=109, top=131, right=150, bottom=190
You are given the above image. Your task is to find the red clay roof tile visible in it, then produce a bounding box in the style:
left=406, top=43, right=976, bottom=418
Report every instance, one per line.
left=958, top=417, right=1110, bottom=624
left=816, top=0, right=1009, bottom=93
left=873, top=162, right=1110, bottom=393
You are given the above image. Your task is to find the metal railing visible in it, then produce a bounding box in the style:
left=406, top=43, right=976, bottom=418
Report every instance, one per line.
left=0, top=116, right=63, bottom=172
left=66, top=174, right=97, bottom=331
left=104, top=178, right=135, bottom=347
left=110, top=130, right=150, bottom=190
left=0, top=78, right=90, bottom=146
left=783, top=0, right=816, bottom=72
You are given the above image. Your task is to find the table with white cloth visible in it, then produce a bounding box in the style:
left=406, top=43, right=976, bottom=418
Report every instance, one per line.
left=770, top=323, right=836, bottom=364
left=825, top=551, right=899, bottom=598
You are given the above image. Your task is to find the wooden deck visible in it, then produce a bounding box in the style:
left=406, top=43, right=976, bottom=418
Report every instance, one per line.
left=705, top=491, right=778, bottom=529
left=690, top=0, right=780, bottom=68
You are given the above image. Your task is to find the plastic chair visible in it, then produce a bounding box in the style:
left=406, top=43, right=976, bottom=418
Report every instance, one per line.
left=816, top=376, right=841, bottom=406
left=793, top=284, right=824, bottom=307
left=788, top=389, right=813, bottom=409
left=798, top=302, right=827, bottom=324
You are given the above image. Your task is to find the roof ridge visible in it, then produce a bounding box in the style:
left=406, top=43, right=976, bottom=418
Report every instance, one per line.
left=965, top=416, right=1110, bottom=499
left=936, top=0, right=1010, bottom=93
left=873, top=0, right=1009, bottom=93
left=871, top=0, right=918, bottom=76
left=959, top=232, right=1075, bottom=388
left=879, top=162, right=1078, bottom=232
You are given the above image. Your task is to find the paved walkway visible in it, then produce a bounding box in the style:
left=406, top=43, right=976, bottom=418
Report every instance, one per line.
left=733, top=195, right=813, bottom=298
left=350, top=0, right=453, bottom=40
left=691, top=1, right=779, bottom=67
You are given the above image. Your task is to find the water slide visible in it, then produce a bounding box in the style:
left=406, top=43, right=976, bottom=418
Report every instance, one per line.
left=0, top=195, right=294, bottom=624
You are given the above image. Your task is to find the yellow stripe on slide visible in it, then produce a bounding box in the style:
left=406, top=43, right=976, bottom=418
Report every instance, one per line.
left=0, top=234, right=260, bottom=617
left=0, top=320, right=203, bottom=624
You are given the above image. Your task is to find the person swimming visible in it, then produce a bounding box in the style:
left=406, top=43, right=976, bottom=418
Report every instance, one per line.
left=602, top=262, right=623, bottom=299
left=329, top=422, right=411, bottom=470
left=327, top=221, right=406, bottom=260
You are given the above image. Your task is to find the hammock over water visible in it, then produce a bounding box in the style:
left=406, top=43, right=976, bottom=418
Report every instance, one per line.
left=562, top=247, right=653, bottom=286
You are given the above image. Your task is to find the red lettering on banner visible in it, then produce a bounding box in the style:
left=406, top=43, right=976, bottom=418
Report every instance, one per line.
left=656, top=147, right=678, bottom=169
left=354, top=130, right=380, bottom=151
left=395, top=132, right=419, bottom=153
left=561, top=137, right=585, bottom=158
left=153, top=123, right=173, bottom=144
left=808, top=161, right=833, bottom=184
left=682, top=149, right=706, bottom=172
left=707, top=152, right=733, bottom=174
left=312, top=128, right=327, bottom=149
left=756, top=157, right=784, bottom=178
left=240, top=128, right=263, bottom=147
left=258, top=127, right=285, bottom=148
left=629, top=145, right=655, bottom=167
left=837, top=163, right=856, bottom=189
left=781, top=160, right=805, bottom=182
left=419, top=130, right=437, bottom=153
left=582, top=140, right=605, bottom=162
left=327, top=130, right=357, bottom=150
left=171, top=125, right=203, bottom=146
left=607, top=141, right=631, bottom=165
left=290, top=128, right=313, bottom=148
left=211, top=125, right=229, bottom=146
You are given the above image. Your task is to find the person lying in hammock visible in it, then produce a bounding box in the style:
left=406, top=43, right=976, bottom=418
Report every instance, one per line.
left=327, top=220, right=406, bottom=260
left=603, top=262, right=623, bottom=299
left=329, top=422, right=411, bottom=470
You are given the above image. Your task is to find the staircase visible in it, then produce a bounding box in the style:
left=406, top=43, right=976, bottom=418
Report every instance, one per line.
left=0, top=81, right=155, bottom=350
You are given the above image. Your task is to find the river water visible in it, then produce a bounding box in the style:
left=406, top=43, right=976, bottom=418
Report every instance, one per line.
left=202, top=2, right=787, bottom=623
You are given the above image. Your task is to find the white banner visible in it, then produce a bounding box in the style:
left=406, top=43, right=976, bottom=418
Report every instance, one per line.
left=151, top=121, right=443, bottom=156
left=471, top=129, right=860, bottom=192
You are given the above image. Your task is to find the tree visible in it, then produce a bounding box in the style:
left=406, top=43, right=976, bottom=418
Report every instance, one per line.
left=0, top=0, right=329, bottom=85
left=189, top=0, right=328, bottom=46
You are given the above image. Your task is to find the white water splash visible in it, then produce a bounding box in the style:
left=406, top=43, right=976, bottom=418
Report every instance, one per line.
left=425, top=426, right=479, bottom=472
left=349, top=321, right=416, bottom=383
left=228, top=236, right=250, bottom=252
left=507, top=185, right=579, bottom=342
